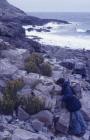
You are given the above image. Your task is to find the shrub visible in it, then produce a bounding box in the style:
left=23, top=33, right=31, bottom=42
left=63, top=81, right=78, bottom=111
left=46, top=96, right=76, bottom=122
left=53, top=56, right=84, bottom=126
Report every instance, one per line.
left=0, top=79, right=24, bottom=115
left=25, top=60, right=40, bottom=73
left=21, top=96, right=45, bottom=115
left=4, top=79, right=24, bottom=99
left=25, top=53, right=44, bottom=66
left=40, top=62, right=52, bottom=77
left=0, top=97, right=15, bottom=115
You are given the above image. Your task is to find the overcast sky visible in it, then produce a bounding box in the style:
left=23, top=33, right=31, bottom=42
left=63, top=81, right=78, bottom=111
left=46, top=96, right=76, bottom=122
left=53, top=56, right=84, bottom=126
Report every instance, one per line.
left=8, top=0, right=90, bottom=12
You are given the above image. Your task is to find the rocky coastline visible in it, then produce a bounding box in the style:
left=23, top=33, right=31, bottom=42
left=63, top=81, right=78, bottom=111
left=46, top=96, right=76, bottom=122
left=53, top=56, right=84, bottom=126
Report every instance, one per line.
left=0, top=0, right=90, bottom=140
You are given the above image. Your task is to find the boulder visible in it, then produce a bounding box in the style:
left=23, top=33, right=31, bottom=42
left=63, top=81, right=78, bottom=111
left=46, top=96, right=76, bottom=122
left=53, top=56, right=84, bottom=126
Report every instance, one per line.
left=61, top=59, right=75, bottom=70
left=31, top=110, right=53, bottom=127
left=18, top=107, right=30, bottom=121
left=0, top=130, right=11, bottom=140
left=12, top=128, right=48, bottom=140
left=23, top=73, right=41, bottom=89
left=17, top=85, right=32, bottom=98
left=0, top=59, right=18, bottom=76
left=12, top=70, right=27, bottom=80
left=31, top=119, right=44, bottom=132
left=52, top=70, right=64, bottom=81
left=83, top=130, right=90, bottom=140
left=73, top=62, right=86, bottom=78
left=1, top=48, right=29, bottom=62
left=81, top=91, right=90, bottom=121
left=35, top=83, right=54, bottom=96
left=54, top=109, right=70, bottom=134
left=0, top=22, right=25, bottom=38
left=72, top=82, right=82, bottom=99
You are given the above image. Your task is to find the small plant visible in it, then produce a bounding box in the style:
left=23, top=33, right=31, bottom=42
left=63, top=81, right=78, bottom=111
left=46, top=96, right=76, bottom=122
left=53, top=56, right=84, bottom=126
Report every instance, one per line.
left=21, top=96, right=45, bottom=115
left=25, top=53, right=44, bottom=66
left=0, top=79, right=24, bottom=115
left=0, top=97, right=15, bottom=115
left=25, top=60, right=40, bottom=73
left=40, top=62, right=52, bottom=76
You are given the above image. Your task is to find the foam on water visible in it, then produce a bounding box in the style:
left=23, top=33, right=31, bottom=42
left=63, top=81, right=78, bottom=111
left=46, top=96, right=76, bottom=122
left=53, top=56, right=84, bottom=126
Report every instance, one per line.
left=23, top=22, right=90, bottom=50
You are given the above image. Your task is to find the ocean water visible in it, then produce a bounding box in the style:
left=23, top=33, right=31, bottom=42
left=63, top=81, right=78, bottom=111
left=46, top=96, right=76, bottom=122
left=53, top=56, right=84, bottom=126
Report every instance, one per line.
left=25, top=12, right=90, bottom=50
left=30, top=12, right=90, bottom=31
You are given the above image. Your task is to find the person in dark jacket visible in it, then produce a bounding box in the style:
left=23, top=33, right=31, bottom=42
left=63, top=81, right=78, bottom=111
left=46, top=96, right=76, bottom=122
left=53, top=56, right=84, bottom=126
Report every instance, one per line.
left=56, top=78, right=87, bottom=136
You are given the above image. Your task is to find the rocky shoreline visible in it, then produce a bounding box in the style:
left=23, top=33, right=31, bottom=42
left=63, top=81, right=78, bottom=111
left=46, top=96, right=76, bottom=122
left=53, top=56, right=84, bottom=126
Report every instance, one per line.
left=0, top=0, right=90, bottom=140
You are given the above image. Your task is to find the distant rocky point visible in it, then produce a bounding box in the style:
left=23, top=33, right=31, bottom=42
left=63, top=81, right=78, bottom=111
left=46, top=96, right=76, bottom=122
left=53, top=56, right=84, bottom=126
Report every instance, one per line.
left=0, top=0, right=26, bottom=19
left=0, top=0, right=69, bottom=25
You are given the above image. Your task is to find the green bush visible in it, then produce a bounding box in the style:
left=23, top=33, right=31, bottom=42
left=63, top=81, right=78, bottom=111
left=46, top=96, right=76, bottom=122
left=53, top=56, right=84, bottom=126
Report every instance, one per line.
left=21, top=96, right=45, bottom=115
left=0, top=79, right=24, bottom=115
left=25, top=53, right=52, bottom=77
left=0, top=97, right=15, bottom=115
left=25, top=60, right=40, bottom=73
left=25, top=53, right=44, bottom=66
left=40, top=62, right=52, bottom=77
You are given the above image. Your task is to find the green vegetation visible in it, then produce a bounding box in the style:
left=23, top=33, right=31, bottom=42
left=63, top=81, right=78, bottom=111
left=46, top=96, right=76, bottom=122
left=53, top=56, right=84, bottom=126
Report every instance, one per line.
left=40, top=62, right=52, bottom=77
left=25, top=52, right=52, bottom=76
left=21, top=96, right=45, bottom=115
left=0, top=79, right=24, bottom=115
left=25, top=60, right=40, bottom=73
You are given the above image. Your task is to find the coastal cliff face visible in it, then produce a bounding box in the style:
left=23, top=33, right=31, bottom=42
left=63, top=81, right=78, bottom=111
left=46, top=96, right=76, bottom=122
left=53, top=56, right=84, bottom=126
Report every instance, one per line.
left=0, top=0, right=26, bottom=18
left=0, top=1, right=90, bottom=140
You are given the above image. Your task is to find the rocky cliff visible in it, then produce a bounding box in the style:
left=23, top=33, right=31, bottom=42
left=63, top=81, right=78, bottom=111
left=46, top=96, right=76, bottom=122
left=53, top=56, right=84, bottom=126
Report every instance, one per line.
left=0, top=0, right=26, bottom=19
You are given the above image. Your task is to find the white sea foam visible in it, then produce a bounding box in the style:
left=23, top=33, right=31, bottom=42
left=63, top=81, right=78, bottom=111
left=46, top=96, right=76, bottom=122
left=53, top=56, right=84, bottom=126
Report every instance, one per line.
left=23, top=22, right=90, bottom=50
left=76, top=28, right=86, bottom=33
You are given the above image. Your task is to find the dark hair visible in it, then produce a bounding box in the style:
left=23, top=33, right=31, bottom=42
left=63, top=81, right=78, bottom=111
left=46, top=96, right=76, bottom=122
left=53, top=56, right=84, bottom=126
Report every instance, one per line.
left=56, top=78, right=65, bottom=85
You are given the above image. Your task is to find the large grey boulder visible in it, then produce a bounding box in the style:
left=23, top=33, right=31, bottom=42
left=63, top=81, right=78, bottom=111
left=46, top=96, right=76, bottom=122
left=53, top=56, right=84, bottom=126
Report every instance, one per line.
left=12, top=70, right=27, bottom=80
left=0, top=130, right=11, bottom=140
left=0, top=59, right=18, bottom=76
left=23, top=73, right=41, bottom=89
left=54, top=109, right=70, bottom=134
left=35, top=83, right=54, bottom=96
left=12, top=128, right=48, bottom=140
left=31, top=110, right=53, bottom=127
left=1, top=48, right=29, bottom=60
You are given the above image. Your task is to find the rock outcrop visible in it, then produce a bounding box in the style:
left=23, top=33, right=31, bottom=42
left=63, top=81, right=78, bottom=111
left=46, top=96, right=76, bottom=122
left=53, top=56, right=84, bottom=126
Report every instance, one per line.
left=0, top=0, right=26, bottom=19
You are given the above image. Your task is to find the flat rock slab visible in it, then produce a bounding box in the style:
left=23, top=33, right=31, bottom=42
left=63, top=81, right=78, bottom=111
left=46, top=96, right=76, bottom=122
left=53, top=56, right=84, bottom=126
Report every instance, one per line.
left=0, top=59, right=18, bottom=76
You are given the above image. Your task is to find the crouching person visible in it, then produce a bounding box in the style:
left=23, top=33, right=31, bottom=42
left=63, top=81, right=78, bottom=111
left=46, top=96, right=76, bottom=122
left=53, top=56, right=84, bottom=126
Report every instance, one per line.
left=56, top=78, right=87, bottom=137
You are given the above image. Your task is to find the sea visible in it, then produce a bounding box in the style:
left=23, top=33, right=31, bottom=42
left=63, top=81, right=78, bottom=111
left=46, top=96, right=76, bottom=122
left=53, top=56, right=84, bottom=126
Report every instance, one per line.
left=26, top=12, right=90, bottom=50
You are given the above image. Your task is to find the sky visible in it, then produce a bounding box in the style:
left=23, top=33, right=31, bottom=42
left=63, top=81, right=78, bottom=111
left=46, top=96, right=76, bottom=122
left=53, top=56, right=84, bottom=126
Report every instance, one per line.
left=8, top=0, right=90, bottom=12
